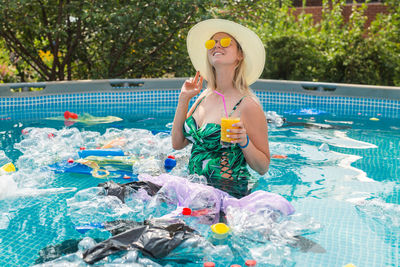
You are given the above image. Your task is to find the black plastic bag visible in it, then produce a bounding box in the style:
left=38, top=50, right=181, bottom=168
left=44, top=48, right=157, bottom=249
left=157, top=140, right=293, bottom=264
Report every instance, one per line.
left=83, top=218, right=199, bottom=264
left=98, top=180, right=161, bottom=203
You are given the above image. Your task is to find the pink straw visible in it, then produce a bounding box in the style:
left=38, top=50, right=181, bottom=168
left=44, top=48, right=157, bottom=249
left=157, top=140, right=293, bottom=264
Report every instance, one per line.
left=214, top=91, right=228, bottom=118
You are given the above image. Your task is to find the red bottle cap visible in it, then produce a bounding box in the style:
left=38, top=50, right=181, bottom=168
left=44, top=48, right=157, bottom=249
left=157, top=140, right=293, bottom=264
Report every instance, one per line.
left=182, top=208, right=192, bottom=216
left=123, top=175, right=131, bottom=179
left=21, top=129, right=29, bottom=135
left=64, top=111, right=78, bottom=120
left=203, top=262, right=215, bottom=267
left=67, top=158, right=74, bottom=163
left=80, top=147, right=86, bottom=150
left=245, top=260, right=257, bottom=266
left=231, top=265, right=242, bottom=267
left=167, top=155, right=175, bottom=159
left=64, top=111, right=70, bottom=119
left=48, top=133, right=55, bottom=138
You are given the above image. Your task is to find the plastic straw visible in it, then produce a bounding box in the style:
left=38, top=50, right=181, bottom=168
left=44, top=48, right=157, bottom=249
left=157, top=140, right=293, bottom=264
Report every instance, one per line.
left=214, top=91, right=228, bottom=118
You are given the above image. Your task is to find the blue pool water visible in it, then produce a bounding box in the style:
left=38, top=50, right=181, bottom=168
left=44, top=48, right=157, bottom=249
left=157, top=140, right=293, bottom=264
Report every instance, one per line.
left=0, top=90, right=399, bottom=267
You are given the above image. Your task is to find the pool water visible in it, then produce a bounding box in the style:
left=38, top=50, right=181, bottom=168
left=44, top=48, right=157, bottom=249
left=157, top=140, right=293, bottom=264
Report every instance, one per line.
left=0, top=112, right=399, bottom=267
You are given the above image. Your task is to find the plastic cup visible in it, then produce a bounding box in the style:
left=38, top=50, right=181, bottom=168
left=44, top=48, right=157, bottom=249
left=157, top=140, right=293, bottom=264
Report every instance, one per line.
left=220, top=117, right=240, bottom=144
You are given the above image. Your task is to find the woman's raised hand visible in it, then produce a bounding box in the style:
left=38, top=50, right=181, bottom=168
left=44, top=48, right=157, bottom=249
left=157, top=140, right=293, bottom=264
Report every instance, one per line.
left=179, top=71, right=203, bottom=102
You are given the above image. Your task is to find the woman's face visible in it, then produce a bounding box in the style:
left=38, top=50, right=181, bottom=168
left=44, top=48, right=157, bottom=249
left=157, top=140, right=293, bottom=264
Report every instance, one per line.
left=207, top=32, right=242, bottom=68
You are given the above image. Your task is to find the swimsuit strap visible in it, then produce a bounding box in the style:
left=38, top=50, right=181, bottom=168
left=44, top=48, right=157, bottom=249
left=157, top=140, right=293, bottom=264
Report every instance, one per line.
left=229, top=96, right=246, bottom=117
left=189, top=96, right=206, bottom=116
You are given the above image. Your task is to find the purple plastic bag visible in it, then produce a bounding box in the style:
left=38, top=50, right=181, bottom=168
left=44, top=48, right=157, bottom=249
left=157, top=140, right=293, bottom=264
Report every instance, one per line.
left=139, top=174, right=295, bottom=222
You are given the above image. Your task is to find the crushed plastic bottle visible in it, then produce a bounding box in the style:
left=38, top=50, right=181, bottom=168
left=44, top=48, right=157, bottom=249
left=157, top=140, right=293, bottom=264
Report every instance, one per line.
left=318, top=143, right=330, bottom=152
left=265, top=111, right=285, bottom=127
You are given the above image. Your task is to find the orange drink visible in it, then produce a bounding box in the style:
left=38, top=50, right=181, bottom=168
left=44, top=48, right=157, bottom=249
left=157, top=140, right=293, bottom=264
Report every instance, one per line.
left=220, top=117, right=240, bottom=143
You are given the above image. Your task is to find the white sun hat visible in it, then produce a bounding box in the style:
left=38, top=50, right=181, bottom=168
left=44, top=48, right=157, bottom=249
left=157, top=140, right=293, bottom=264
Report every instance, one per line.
left=186, top=19, right=265, bottom=86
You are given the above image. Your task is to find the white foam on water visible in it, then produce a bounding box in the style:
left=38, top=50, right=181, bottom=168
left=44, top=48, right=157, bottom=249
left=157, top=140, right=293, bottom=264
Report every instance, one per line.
left=295, top=129, right=377, bottom=149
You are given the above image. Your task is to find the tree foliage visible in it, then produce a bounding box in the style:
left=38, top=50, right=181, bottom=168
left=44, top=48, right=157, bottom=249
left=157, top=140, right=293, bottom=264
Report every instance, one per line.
left=0, top=0, right=215, bottom=81
left=0, top=0, right=399, bottom=86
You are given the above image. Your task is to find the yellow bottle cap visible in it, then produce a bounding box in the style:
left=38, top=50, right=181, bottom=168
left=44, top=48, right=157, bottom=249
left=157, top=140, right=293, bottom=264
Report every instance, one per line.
left=1, top=162, right=16, bottom=173
left=211, top=223, right=230, bottom=235
left=344, top=264, right=356, bottom=267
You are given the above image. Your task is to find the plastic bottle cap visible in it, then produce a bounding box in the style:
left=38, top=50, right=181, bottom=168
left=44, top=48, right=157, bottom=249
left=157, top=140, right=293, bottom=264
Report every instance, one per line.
left=67, top=158, right=74, bottom=163
left=211, top=223, right=230, bottom=235
left=164, top=158, right=177, bottom=171
left=0, top=162, right=16, bottom=173
left=272, top=154, right=287, bottom=159
left=80, top=147, right=86, bottom=150
left=231, top=265, right=242, bottom=267
left=182, top=208, right=192, bottom=216
left=203, top=262, right=215, bottom=267
left=245, top=259, right=257, bottom=266
left=167, top=155, right=175, bottom=159
left=48, top=133, right=55, bottom=138
left=123, top=175, right=131, bottom=179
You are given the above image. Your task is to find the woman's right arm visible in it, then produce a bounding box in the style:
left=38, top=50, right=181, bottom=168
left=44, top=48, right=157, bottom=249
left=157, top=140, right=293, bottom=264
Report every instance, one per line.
left=171, top=71, right=203, bottom=150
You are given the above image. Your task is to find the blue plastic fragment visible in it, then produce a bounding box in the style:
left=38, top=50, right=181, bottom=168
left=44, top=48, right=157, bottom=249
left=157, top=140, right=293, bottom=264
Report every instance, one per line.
left=164, top=158, right=176, bottom=172
left=75, top=222, right=105, bottom=234
left=78, top=149, right=125, bottom=158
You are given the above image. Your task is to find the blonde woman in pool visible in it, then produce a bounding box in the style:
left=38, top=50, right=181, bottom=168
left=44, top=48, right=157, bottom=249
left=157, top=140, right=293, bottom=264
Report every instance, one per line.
left=171, top=19, right=270, bottom=198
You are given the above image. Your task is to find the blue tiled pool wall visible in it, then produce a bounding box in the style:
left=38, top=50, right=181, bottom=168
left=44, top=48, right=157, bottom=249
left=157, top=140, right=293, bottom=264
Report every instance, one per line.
left=1, top=89, right=399, bottom=121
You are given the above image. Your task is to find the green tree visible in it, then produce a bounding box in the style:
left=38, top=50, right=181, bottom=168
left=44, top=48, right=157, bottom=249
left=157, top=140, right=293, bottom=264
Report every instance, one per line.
left=0, top=0, right=215, bottom=81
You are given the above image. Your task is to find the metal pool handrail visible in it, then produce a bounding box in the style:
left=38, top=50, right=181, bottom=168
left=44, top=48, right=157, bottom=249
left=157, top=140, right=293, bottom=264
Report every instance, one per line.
left=1, top=78, right=400, bottom=100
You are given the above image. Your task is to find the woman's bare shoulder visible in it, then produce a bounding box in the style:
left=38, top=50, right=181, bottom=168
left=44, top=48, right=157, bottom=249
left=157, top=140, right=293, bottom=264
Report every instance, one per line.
left=241, top=96, right=264, bottom=114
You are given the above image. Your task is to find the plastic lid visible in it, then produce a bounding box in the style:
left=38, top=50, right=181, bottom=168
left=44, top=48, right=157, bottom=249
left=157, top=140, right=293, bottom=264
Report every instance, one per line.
left=167, top=155, right=175, bottom=159
left=182, top=208, right=192, bottom=216
left=231, top=265, right=242, bottom=267
left=0, top=162, right=16, bottom=173
left=245, top=259, right=257, bottom=266
left=211, top=223, right=230, bottom=235
left=203, top=262, right=215, bottom=267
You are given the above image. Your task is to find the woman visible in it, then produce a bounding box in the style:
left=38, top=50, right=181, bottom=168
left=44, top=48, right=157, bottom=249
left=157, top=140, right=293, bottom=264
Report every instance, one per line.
left=171, top=19, right=270, bottom=198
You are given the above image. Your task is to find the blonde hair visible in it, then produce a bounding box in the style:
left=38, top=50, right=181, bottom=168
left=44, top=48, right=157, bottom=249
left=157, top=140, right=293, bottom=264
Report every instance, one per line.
left=205, top=35, right=258, bottom=101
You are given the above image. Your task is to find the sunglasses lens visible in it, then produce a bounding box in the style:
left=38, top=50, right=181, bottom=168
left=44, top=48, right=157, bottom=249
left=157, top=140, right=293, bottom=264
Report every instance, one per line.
left=205, top=39, right=216, bottom=50
left=220, top=38, right=231, bottom=47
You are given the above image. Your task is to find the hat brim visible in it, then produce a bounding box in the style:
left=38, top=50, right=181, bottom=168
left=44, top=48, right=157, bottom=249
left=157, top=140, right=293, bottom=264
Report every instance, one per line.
left=187, top=19, right=265, bottom=86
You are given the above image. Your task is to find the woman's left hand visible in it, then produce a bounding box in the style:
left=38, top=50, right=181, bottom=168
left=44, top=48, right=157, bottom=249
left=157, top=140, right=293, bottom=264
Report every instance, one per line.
left=227, top=121, right=248, bottom=147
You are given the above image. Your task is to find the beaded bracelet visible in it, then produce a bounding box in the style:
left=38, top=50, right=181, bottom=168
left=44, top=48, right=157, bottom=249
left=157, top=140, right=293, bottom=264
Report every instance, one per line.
left=238, top=135, right=250, bottom=149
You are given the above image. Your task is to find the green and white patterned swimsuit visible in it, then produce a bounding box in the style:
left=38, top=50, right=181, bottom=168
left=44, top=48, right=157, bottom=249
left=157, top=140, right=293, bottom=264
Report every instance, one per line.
left=183, top=96, right=251, bottom=198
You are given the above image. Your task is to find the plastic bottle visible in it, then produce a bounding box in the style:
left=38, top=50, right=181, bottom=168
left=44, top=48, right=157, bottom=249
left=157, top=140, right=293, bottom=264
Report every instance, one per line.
left=164, top=156, right=176, bottom=172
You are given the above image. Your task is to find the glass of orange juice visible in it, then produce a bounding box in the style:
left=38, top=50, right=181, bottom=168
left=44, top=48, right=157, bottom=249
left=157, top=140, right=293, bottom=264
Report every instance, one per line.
left=220, top=117, right=240, bottom=145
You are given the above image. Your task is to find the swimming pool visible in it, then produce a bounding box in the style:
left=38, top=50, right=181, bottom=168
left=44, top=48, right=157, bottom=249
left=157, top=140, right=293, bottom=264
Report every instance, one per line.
left=0, top=79, right=399, bottom=266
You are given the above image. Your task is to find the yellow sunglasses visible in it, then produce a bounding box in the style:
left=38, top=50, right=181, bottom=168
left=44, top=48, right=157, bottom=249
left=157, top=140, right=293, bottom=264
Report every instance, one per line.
left=205, top=37, right=232, bottom=50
